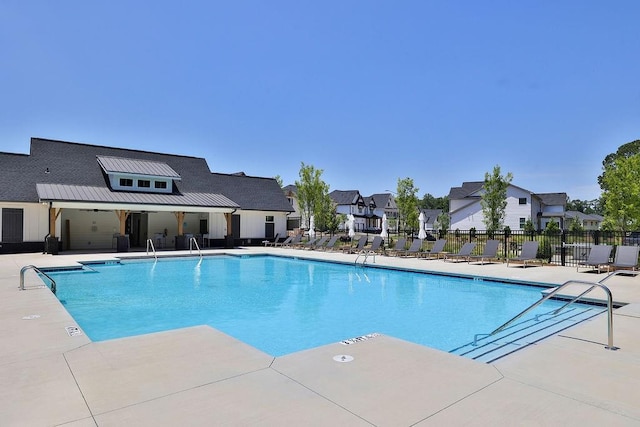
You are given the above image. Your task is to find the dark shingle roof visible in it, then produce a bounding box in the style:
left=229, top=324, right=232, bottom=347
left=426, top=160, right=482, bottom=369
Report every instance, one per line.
left=330, top=190, right=361, bottom=205
left=535, top=192, right=567, bottom=206
left=208, top=173, right=293, bottom=212
left=448, top=182, right=484, bottom=199
left=0, top=138, right=292, bottom=212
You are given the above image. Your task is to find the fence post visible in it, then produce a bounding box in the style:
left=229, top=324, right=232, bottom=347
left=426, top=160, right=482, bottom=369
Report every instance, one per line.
left=560, top=230, right=567, bottom=266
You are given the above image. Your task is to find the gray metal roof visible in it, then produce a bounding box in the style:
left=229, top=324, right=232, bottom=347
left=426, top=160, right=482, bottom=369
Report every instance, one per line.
left=96, top=156, right=181, bottom=179
left=37, top=183, right=238, bottom=209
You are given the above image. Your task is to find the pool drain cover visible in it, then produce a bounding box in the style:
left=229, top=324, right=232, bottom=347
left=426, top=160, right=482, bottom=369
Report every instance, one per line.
left=333, top=354, right=354, bottom=363
left=65, top=326, right=83, bottom=337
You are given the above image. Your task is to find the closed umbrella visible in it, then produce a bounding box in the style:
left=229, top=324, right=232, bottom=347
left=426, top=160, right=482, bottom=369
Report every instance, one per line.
left=418, top=211, right=426, bottom=240
left=380, top=213, right=388, bottom=239
left=348, top=214, right=355, bottom=238
left=308, top=215, right=315, bottom=239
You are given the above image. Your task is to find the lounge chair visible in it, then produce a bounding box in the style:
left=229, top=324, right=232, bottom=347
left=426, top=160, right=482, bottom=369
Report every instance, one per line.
left=386, top=237, right=407, bottom=256
left=468, top=240, right=500, bottom=264
left=273, top=235, right=293, bottom=247
left=281, top=234, right=302, bottom=248
left=296, top=237, right=319, bottom=249
left=308, top=236, right=329, bottom=250
left=444, top=242, right=477, bottom=263
left=343, top=236, right=367, bottom=254
left=320, top=235, right=340, bottom=251
left=361, top=236, right=384, bottom=254
left=609, top=245, right=640, bottom=272
left=396, top=239, right=423, bottom=257
left=262, top=233, right=280, bottom=247
left=577, top=244, right=612, bottom=273
left=507, top=241, right=541, bottom=267
left=421, top=239, right=447, bottom=260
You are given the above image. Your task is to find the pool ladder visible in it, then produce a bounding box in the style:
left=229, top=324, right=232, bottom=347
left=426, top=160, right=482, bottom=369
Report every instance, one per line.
left=146, top=239, right=157, bottom=260
left=473, top=271, right=632, bottom=351
left=354, top=251, right=376, bottom=265
left=189, top=237, right=202, bottom=258
left=19, top=265, right=57, bottom=294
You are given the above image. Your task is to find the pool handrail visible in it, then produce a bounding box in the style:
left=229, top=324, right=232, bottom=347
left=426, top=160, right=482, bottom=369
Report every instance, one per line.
left=488, top=278, right=617, bottom=350
left=20, top=265, right=57, bottom=294
left=146, top=239, right=157, bottom=260
left=189, top=237, right=202, bottom=258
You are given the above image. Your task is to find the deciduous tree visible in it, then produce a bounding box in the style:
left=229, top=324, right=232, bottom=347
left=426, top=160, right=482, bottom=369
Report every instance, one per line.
left=396, top=177, right=419, bottom=234
left=295, top=162, right=330, bottom=230
left=481, top=165, right=513, bottom=233
left=601, top=153, right=640, bottom=231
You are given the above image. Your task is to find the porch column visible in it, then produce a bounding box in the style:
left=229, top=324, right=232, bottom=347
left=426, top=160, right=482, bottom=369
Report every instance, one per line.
left=114, top=210, right=130, bottom=235
left=224, top=212, right=232, bottom=236
left=49, top=206, right=62, bottom=238
left=174, top=212, right=186, bottom=235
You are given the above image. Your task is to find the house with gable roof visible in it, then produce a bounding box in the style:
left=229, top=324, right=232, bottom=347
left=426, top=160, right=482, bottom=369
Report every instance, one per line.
left=329, top=190, right=383, bottom=232
left=0, top=138, right=293, bottom=253
left=565, top=210, right=604, bottom=230
left=448, top=181, right=567, bottom=231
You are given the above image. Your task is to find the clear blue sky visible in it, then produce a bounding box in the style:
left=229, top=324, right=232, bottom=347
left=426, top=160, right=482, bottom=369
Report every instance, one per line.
left=2, top=1, right=639, bottom=201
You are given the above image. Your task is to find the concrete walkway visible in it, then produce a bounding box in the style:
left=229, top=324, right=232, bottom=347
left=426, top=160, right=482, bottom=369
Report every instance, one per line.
left=1, top=247, right=639, bottom=426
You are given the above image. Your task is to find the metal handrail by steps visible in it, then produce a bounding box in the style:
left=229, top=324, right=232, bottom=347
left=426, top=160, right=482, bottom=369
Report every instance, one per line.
left=20, top=265, right=57, bottom=294
left=146, top=239, right=157, bottom=260
left=486, top=278, right=617, bottom=350
left=189, top=237, right=202, bottom=258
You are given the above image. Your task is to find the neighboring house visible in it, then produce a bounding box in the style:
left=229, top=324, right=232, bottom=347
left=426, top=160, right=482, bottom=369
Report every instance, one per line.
left=370, top=193, right=398, bottom=227
left=419, top=208, right=443, bottom=231
left=565, top=210, right=604, bottom=230
left=282, top=184, right=304, bottom=232
left=329, top=190, right=381, bottom=232
left=449, top=181, right=567, bottom=231
left=0, top=138, right=293, bottom=253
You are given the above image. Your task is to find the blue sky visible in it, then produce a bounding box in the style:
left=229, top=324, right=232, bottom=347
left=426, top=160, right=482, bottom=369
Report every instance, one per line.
left=2, top=1, right=639, bottom=201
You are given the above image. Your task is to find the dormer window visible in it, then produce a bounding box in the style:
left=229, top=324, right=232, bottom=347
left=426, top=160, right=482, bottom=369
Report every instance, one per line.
left=97, top=155, right=180, bottom=194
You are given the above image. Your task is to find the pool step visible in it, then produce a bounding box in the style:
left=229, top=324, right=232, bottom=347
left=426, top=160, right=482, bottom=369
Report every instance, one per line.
left=450, top=306, right=605, bottom=363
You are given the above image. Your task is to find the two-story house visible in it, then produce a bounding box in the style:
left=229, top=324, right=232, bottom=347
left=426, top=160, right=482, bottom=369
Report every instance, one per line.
left=448, top=181, right=567, bottom=231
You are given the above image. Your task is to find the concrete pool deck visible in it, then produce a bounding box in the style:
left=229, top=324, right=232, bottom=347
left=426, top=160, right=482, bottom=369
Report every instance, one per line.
left=2, top=247, right=640, bottom=426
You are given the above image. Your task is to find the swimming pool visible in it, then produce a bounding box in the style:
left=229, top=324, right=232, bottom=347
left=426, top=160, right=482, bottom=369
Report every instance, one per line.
left=47, top=255, right=590, bottom=356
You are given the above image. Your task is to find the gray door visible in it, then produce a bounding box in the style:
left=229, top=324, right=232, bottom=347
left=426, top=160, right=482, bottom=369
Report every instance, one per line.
left=1, top=208, right=23, bottom=243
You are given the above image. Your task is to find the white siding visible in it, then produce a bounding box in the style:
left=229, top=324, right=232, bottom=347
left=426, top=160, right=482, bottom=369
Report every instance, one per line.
left=0, top=202, right=50, bottom=242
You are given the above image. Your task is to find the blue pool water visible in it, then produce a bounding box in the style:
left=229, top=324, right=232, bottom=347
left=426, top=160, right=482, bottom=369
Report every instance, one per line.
left=49, top=255, right=574, bottom=356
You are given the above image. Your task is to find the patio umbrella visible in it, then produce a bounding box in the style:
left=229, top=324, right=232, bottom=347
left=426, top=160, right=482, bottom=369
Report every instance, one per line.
left=348, top=214, right=355, bottom=238
left=418, top=211, right=426, bottom=240
left=380, top=213, right=388, bottom=239
left=308, top=215, right=315, bottom=239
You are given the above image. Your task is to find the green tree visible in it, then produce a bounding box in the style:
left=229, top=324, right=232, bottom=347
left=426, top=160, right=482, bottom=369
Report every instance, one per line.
left=601, top=153, right=640, bottom=231
left=566, top=198, right=602, bottom=215
left=435, top=211, right=449, bottom=236
left=396, top=177, right=419, bottom=234
left=481, top=165, right=513, bottom=233
left=419, top=193, right=449, bottom=210
left=568, top=216, right=584, bottom=233
left=316, top=193, right=338, bottom=233
left=598, top=139, right=640, bottom=191
left=274, top=175, right=283, bottom=188
left=295, top=162, right=330, bottom=230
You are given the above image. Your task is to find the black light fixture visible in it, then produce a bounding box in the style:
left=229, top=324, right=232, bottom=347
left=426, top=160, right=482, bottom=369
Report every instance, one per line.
left=44, top=167, right=50, bottom=174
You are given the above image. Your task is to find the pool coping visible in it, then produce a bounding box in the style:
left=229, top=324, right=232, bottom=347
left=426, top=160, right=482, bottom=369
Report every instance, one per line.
left=2, top=247, right=640, bottom=425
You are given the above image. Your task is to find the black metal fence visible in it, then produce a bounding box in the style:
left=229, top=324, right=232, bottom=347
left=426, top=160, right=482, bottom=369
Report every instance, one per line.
left=406, top=230, right=637, bottom=268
